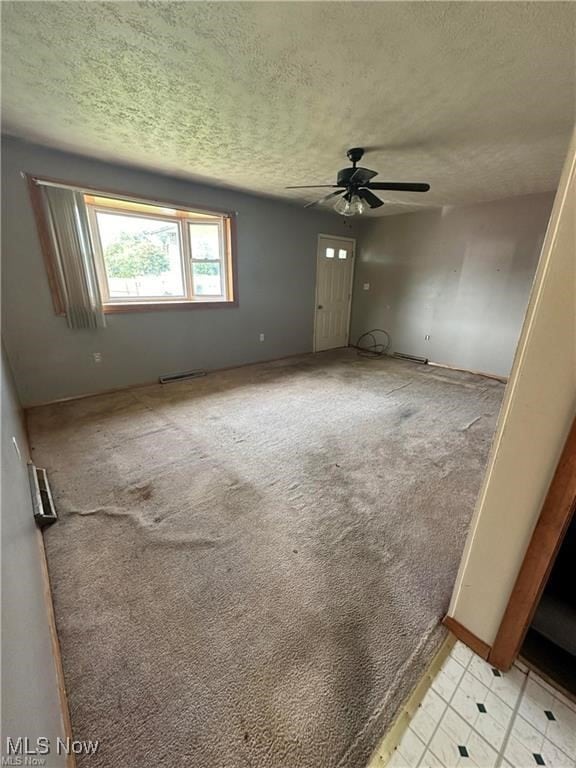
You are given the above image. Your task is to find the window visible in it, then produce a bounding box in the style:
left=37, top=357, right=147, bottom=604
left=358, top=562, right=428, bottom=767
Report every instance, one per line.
left=85, top=194, right=235, bottom=308
left=325, top=247, right=335, bottom=259
left=338, top=249, right=348, bottom=260
left=30, top=176, right=237, bottom=315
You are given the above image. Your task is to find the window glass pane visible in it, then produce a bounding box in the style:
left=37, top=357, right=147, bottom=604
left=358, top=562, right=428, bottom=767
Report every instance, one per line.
left=325, top=247, right=335, bottom=259
left=192, top=262, right=223, bottom=296
left=189, top=223, right=221, bottom=260
left=96, top=213, right=184, bottom=298
left=338, top=249, right=348, bottom=259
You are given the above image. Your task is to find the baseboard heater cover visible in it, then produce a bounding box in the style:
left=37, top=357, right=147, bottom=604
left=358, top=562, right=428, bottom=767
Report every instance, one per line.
left=393, top=352, right=429, bottom=365
left=28, top=464, right=58, bottom=528
left=159, top=369, right=207, bottom=384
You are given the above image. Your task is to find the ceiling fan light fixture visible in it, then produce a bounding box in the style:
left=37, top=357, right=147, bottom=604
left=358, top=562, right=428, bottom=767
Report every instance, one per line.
left=334, top=192, right=366, bottom=217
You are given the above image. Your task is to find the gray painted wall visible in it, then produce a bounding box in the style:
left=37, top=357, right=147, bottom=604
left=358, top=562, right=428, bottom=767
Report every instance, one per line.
left=1, top=343, right=67, bottom=765
left=350, top=193, right=554, bottom=377
left=2, top=135, right=555, bottom=402
left=2, top=137, right=357, bottom=406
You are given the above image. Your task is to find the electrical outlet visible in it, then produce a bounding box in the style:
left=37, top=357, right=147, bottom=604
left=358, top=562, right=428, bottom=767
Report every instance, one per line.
left=425, top=335, right=431, bottom=341
left=259, top=333, right=265, bottom=342
left=363, top=282, right=370, bottom=291
left=93, top=352, right=103, bottom=364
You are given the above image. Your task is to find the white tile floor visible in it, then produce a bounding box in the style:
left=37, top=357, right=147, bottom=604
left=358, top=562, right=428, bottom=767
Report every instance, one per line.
left=389, top=643, right=576, bottom=768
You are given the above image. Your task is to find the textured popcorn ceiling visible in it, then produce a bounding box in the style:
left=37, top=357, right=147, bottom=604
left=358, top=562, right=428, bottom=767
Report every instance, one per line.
left=2, top=2, right=575, bottom=215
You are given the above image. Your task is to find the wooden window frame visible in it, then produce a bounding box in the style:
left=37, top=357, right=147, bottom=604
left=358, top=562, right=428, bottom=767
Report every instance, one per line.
left=187, top=218, right=229, bottom=301
left=27, top=174, right=239, bottom=314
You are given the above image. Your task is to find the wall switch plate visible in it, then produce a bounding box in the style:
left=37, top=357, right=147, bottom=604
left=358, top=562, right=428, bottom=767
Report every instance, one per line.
left=93, top=352, right=103, bottom=364
left=363, top=283, right=370, bottom=290
left=259, top=333, right=265, bottom=342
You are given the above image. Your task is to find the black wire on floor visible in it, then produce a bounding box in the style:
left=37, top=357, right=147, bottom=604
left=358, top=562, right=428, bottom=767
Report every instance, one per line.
left=353, top=329, right=391, bottom=358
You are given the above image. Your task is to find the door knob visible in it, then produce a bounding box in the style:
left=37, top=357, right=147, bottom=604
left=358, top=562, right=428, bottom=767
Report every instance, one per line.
left=317, top=305, right=323, bottom=309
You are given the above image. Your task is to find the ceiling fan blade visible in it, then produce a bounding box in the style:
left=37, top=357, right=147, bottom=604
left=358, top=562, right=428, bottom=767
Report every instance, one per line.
left=349, top=167, right=378, bottom=185
left=285, top=185, right=339, bottom=189
left=365, top=182, right=430, bottom=192
left=384, top=200, right=432, bottom=206
left=304, top=189, right=345, bottom=208
left=358, top=188, right=384, bottom=209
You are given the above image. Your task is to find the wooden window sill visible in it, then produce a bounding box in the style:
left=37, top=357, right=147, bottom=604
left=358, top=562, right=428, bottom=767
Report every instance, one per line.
left=103, top=300, right=237, bottom=313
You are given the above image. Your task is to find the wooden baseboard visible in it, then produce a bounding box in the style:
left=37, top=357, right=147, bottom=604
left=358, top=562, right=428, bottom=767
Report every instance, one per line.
left=428, top=360, right=508, bottom=384
left=36, top=528, right=76, bottom=768
left=443, top=615, right=492, bottom=660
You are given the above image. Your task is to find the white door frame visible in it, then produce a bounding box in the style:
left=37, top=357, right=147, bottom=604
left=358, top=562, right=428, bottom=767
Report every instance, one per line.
left=313, top=233, right=357, bottom=352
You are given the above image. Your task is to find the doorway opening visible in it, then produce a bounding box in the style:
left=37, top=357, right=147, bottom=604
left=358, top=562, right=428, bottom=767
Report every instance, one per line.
left=521, top=511, right=576, bottom=697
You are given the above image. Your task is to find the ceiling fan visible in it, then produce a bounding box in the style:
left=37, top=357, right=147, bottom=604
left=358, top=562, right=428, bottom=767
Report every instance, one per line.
left=286, top=147, right=430, bottom=216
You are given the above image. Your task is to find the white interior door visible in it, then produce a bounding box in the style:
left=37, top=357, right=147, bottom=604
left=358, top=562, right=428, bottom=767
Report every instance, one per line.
left=314, top=235, right=355, bottom=352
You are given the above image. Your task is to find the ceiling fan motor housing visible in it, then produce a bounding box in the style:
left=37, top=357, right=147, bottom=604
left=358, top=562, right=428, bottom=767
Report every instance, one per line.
left=337, top=166, right=372, bottom=186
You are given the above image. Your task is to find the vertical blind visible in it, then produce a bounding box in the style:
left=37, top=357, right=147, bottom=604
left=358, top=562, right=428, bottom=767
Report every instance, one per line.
left=41, top=185, right=106, bottom=330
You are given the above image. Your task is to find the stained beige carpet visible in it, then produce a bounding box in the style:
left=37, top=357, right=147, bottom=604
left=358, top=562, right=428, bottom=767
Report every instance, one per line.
left=28, top=351, right=504, bottom=768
